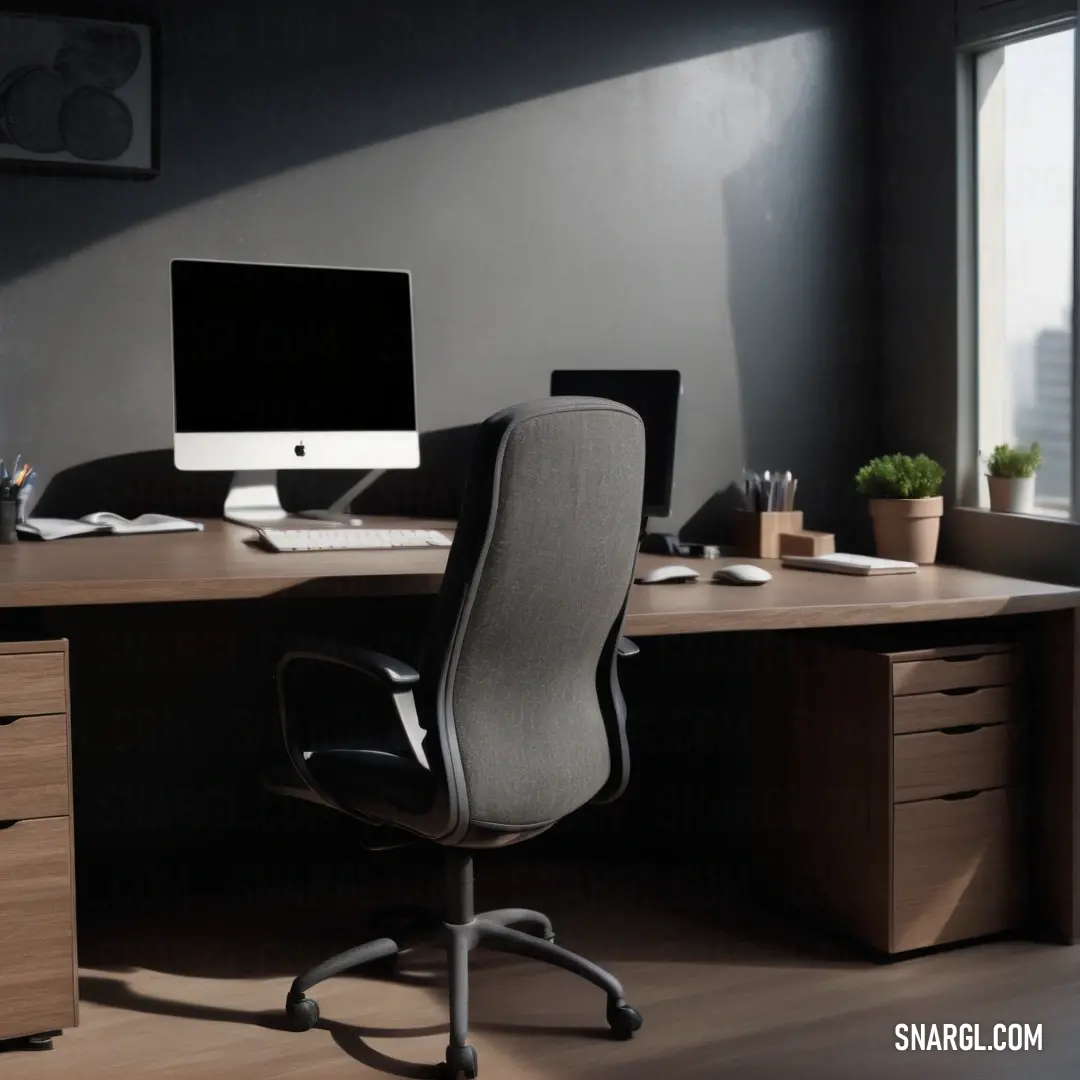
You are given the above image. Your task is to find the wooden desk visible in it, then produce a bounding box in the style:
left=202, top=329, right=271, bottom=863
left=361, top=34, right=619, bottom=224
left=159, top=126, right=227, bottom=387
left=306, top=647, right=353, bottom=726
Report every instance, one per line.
left=627, top=556, right=1080, bottom=635
left=0, top=519, right=454, bottom=608
left=1, top=521, right=1077, bottom=633
left=0, top=521, right=1078, bottom=973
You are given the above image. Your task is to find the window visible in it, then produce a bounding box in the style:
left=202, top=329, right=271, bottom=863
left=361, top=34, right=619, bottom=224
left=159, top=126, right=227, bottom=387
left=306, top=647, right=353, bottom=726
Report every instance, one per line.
left=975, top=25, right=1075, bottom=517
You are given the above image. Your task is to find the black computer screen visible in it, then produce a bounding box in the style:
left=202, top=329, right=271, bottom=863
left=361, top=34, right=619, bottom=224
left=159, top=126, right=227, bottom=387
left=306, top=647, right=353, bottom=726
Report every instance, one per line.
left=171, top=259, right=417, bottom=433
left=550, top=369, right=681, bottom=517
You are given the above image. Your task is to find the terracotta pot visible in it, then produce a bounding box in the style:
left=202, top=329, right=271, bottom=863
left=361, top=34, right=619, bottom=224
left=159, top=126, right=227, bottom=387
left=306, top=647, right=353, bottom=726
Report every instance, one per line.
left=868, top=496, right=943, bottom=564
left=987, top=475, right=1035, bottom=515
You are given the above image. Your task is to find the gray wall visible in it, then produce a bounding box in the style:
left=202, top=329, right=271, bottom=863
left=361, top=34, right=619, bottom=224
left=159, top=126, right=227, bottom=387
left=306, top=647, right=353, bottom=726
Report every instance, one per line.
left=877, top=0, right=1080, bottom=584
left=0, top=0, right=877, bottom=543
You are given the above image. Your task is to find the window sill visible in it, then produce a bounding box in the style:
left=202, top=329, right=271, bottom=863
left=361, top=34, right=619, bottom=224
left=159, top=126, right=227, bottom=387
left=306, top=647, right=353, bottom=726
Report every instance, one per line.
left=948, top=506, right=1080, bottom=586
left=953, top=506, right=1073, bottom=525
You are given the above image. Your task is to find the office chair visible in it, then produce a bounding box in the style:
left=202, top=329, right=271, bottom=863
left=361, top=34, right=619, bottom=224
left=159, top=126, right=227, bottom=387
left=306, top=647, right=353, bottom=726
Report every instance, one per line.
left=270, top=397, right=646, bottom=1079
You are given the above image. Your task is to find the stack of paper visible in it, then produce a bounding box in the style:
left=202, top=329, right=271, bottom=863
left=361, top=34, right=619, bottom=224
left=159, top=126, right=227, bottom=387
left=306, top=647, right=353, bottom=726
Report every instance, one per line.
left=18, top=512, right=204, bottom=541
left=781, top=553, right=919, bottom=576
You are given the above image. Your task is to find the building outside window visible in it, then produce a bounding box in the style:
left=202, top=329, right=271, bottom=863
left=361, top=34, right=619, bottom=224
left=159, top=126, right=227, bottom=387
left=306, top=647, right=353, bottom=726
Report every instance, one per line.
left=975, top=25, right=1074, bottom=517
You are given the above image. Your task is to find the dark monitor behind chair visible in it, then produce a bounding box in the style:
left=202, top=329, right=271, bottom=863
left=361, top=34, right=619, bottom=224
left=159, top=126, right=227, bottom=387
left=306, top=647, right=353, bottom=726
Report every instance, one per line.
left=549, top=370, right=681, bottom=522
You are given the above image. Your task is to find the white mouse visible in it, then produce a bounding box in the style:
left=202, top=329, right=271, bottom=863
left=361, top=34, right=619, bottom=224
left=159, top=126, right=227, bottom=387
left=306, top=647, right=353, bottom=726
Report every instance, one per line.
left=713, top=564, right=772, bottom=586
left=637, top=565, right=701, bottom=585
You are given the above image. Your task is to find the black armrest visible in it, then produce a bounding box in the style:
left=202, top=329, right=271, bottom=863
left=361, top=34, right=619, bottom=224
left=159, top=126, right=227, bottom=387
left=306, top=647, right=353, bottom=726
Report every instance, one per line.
left=617, top=637, right=639, bottom=658
left=281, top=643, right=419, bottom=690
left=276, top=642, right=429, bottom=775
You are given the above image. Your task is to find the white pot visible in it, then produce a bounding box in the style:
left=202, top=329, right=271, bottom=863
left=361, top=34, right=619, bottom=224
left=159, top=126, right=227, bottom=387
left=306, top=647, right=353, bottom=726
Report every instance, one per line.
left=987, top=475, right=1036, bottom=515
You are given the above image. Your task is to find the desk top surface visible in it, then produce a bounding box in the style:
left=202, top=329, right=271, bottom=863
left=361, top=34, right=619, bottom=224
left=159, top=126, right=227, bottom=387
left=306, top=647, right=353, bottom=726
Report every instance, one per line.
left=0, top=518, right=1076, bottom=633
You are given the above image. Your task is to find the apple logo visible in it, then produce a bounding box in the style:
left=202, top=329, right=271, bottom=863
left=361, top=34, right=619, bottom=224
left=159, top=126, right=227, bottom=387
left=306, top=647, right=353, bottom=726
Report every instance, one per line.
left=294, top=441, right=306, bottom=458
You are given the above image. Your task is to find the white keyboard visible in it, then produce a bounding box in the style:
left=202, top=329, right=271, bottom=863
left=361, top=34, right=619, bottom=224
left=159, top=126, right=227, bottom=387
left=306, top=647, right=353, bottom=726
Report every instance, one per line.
left=258, top=527, right=452, bottom=552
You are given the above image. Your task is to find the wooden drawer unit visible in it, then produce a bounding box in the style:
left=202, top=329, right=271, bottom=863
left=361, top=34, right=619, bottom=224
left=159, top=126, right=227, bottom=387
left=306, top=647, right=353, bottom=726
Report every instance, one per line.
left=893, top=684, right=1013, bottom=734
left=0, top=818, right=77, bottom=1043
left=0, top=652, right=66, bottom=718
left=892, top=647, right=1015, bottom=696
left=893, top=789, right=1026, bottom=953
left=752, top=635, right=1027, bottom=955
left=0, top=641, right=76, bottom=1046
left=893, top=723, right=1024, bottom=803
left=0, top=716, right=70, bottom=821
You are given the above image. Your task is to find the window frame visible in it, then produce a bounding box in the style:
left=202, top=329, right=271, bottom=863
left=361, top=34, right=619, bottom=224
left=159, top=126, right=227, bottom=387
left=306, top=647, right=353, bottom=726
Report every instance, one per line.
left=963, top=11, right=1080, bottom=519
left=958, top=0, right=1075, bottom=49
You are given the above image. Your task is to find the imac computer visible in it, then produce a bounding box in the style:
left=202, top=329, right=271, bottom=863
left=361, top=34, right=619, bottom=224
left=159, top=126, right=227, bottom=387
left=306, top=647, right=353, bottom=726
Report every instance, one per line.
left=170, top=258, right=420, bottom=526
left=549, top=369, right=682, bottom=551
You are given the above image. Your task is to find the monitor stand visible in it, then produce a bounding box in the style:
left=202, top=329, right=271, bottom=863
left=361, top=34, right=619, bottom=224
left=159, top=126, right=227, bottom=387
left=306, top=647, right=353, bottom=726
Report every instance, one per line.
left=638, top=514, right=682, bottom=555
left=297, top=469, right=387, bottom=527
left=223, top=471, right=289, bottom=527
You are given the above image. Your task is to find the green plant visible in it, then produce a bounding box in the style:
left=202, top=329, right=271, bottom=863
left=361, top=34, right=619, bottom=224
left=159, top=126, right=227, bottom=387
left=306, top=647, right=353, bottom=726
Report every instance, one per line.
left=854, top=453, right=945, bottom=499
left=985, top=442, right=1042, bottom=479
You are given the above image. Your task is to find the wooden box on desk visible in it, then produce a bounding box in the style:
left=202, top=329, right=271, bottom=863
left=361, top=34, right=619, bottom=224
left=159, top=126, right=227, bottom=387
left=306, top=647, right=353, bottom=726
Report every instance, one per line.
left=751, top=634, right=1026, bottom=955
left=778, top=530, right=835, bottom=557
left=734, top=510, right=803, bottom=559
left=0, top=640, right=77, bottom=1044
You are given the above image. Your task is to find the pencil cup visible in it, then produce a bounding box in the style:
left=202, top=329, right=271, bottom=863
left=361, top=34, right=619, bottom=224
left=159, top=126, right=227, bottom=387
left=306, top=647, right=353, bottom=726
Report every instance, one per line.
left=0, top=498, right=17, bottom=544
left=734, top=510, right=803, bottom=559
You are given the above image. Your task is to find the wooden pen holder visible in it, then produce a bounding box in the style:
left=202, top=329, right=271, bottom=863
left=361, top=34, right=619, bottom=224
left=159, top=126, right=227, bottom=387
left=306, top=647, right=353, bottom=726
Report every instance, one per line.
left=734, top=510, right=803, bottom=559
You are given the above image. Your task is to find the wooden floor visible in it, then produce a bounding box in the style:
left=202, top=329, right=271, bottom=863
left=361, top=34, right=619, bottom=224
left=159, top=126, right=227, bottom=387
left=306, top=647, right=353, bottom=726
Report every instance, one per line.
left=2, top=861, right=1079, bottom=1079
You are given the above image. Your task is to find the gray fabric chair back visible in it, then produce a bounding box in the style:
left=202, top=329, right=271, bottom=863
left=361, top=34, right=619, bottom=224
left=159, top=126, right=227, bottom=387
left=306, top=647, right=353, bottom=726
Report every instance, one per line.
left=418, top=397, right=645, bottom=846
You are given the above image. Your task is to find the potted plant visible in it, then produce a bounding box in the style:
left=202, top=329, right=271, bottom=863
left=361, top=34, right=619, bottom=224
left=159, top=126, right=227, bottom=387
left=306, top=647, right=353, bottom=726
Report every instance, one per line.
left=984, top=442, right=1041, bottom=515
left=854, top=453, right=945, bottom=564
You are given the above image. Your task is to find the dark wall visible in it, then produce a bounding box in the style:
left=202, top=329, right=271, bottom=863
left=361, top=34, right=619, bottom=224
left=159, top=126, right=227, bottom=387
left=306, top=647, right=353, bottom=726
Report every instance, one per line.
left=0, top=0, right=877, bottom=544
left=877, top=0, right=962, bottom=495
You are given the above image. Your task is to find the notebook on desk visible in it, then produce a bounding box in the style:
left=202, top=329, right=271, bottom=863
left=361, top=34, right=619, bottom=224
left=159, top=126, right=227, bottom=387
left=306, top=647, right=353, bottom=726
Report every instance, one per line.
left=17, top=512, right=204, bottom=541
left=781, top=552, right=919, bottom=576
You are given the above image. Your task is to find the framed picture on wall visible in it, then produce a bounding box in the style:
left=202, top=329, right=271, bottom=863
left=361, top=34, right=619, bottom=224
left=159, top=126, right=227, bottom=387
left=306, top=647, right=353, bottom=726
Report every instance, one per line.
left=0, top=10, right=159, bottom=178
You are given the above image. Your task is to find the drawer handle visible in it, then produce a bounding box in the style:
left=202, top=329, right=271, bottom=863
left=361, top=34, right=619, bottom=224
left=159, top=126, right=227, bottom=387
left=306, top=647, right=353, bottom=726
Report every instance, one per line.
left=940, top=790, right=982, bottom=802
left=939, top=687, right=982, bottom=697
left=941, top=724, right=986, bottom=736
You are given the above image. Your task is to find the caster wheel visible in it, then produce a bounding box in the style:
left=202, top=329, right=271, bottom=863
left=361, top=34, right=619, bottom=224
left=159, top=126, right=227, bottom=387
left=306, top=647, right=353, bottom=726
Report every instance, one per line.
left=27, top=1035, right=54, bottom=1051
left=284, top=994, right=320, bottom=1032
left=442, top=1043, right=479, bottom=1078
left=606, top=1000, right=643, bottom=1040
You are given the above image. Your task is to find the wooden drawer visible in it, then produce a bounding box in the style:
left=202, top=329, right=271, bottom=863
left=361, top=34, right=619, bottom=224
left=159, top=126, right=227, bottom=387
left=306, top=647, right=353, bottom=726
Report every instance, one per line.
left=0, top=716, right=70, bottom=821
left=0, top=653, right=66, bottom=718
left=894, top=723, right=1023, bottom=802
left=894, top=685, right=1013, bottom=735
left=0, top=817, right=77, bottom=1041
left=893, top=788, right=1025, bottom=952
left=892, top=651, right=1014, bottom=697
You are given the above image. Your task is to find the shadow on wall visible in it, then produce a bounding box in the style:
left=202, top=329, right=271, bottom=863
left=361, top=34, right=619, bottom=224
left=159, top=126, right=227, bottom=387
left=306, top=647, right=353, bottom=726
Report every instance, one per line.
left=712, top=4, right=876, bottom=552
left=8, top=0, right=874, bottom=551
left=0, top=0, right=836, bottom=286
left=34, top=425, right=480, bottom=520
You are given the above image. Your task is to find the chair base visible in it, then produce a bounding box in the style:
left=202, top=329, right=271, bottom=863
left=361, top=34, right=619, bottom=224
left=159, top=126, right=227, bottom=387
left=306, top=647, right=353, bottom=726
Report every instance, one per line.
left=283, top=852, right=642, bottom=1078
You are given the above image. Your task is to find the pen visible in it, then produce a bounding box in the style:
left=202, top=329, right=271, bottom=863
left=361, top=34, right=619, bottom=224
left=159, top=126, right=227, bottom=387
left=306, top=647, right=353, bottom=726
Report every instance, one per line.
left=744, top=470, right=798, bottom=512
